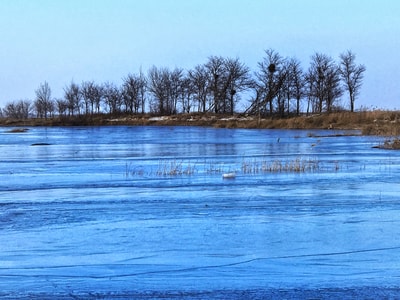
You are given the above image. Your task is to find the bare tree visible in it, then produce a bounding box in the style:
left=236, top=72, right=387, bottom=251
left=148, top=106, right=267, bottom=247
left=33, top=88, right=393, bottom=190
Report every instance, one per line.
left=47, top=100, right=55, bottom=117
left=55, top=98, right=68, bottom=116
left=277, top=58, right=305, bottom=116
left=148, top=66, right=169, bottom=114
left=224, top=57, right=253, bottom=115
left=205, top=56, right=252, bottom=114
left=252, top=49, right=288, bottom=115
left=288, top=58, right=306, bottom=115
left=188, top=64, right=210, bottom=113
left=205, top=56, right=226, bottom=113
left=339, top=50, right=366, bottom=112
left=279, top=59, right=293, bottom=116
left=64, top=81, right=81, bottom=116
left=3, top=100, right=32, bottom=119
left=81, top=81, right=96, bottom=115
left=20, top=100, right=32, bottom=118
left=325, top=66, right=343, bottom=112
left=92, top=84, right=103, bottom=114
left=122, top=74, right=139, bottom=113
left=80, top=81, right=103, bottom=114
left=179, top=76, right=194, bottom=113
left=122, top=72, right=147, bottom=114
left=307, top=53, right=342, bottom=113
left=148, top=66, right=184, bottom=115
left=138, top=69, right=147, bottom=114
left=4, top=102, right=19, bottom=119
left=34, top=81, right=53, bottom=118
left=102, top=82, right=122, bottom=115
left=168, top=68, right=184, bottom=114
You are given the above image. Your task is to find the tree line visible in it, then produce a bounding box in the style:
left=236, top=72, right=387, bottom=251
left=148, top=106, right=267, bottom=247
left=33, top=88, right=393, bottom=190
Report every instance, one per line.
left=0, top=49, right=366, bottom=120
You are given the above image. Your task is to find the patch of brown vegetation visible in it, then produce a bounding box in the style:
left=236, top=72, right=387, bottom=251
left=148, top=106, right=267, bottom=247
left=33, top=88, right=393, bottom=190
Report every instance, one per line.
left=1, top=110, right=400, bottom=136
left=373, top=138, right=400, bottom=150
left=5, top=128, right=29, bottom=133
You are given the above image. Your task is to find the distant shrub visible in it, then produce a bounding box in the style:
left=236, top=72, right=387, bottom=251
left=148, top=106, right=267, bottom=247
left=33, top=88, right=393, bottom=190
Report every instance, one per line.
left=362, top=125, right=376, bottom=135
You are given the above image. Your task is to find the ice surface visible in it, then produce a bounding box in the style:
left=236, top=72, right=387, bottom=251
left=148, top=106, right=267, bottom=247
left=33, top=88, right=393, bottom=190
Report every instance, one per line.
left=1, top=126, right=400, bottom=298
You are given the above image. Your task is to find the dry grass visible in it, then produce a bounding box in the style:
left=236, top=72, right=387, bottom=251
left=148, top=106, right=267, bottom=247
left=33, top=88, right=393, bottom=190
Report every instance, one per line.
left=124, top=157, right=336, bottom=178
left=373, top=138, right=400, bottom=150
left=241, top=157, right=320, bottom=173
left=2, top=110, right=400, bottom=136
left=156, top=160, right=196, bottom=176
left=5, top=128, right=29, bottom=133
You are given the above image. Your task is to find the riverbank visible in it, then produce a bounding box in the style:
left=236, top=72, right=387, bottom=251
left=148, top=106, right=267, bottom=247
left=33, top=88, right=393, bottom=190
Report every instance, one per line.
left=1, top=110, right=400, bottom=136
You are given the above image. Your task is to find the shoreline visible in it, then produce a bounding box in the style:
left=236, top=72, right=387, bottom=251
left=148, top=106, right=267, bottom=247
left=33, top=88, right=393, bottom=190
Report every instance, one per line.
left=1, top=110, right=400, bottom=136
left=4, top=111, right=400, bottom=150
left=0, top=110, right=400, bottom=136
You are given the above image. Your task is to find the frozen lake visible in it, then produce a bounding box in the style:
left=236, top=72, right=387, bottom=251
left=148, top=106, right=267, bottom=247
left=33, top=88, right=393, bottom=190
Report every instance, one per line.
left=1, top=125, right=400, bottom=298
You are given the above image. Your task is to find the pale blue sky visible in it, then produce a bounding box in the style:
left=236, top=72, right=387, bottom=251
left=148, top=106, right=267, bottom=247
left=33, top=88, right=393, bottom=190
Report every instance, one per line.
left=0, top=0, right=399, bottom=110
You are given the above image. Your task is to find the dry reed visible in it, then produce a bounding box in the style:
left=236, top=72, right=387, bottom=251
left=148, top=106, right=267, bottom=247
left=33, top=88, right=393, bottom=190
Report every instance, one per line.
left=125, top=156, right=331, bottom=179
left=241, top=157, right=320, bottom=174
left=156, top=160, right=196, bottom=176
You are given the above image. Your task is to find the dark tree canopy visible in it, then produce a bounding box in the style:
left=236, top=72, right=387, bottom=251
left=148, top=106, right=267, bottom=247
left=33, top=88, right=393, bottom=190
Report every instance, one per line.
left=339, top=50, right=366, bottom=112
left=34, top=81, right=53, bottom=118
left=307, top=53, right=342, bottom=113
left=1, top=49, right=367, bottom=119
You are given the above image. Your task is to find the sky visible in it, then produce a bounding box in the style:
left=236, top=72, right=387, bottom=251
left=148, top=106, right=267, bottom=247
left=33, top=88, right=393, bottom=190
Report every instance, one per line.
left=0, top=0, right=399, bottom=110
